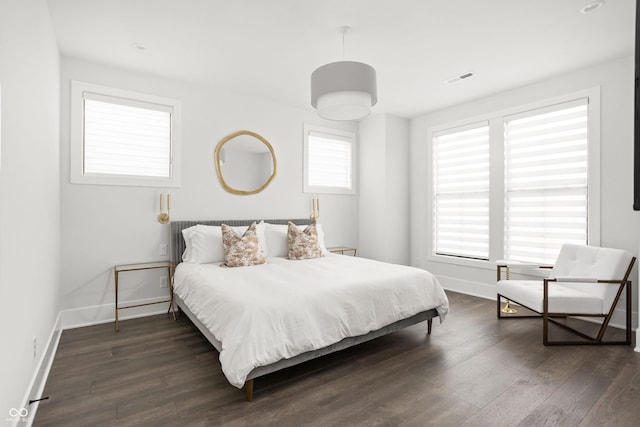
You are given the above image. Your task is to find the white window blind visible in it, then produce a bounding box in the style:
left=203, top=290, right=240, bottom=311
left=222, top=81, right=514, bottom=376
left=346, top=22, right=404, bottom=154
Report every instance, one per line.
left=433, top=122, right=490, bottom=260
left=308, top=132, right=352, bottom=188
left=83, top=93, right=172, bottom=178
left=304, top=124, right=355, bottom=194
left=504, top=98, right=589, bottom=264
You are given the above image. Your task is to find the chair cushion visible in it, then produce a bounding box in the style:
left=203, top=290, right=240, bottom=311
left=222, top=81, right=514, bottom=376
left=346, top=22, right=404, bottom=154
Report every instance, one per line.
left=497, top=280, right=604, bottom=314
left=551, top=244, right=633, bottom=312
left=552, top=244, right=632, bottom=279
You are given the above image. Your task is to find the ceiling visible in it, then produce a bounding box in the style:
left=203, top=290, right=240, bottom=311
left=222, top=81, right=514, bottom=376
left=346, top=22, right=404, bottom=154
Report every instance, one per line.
left=46, top=0, right=635, bottom=119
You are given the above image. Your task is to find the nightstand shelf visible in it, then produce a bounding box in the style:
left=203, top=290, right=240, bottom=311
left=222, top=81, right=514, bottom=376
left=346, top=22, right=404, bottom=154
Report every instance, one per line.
left=328, top=246, right=357, bottom=256
left=114, top=261, right=176, bottom=332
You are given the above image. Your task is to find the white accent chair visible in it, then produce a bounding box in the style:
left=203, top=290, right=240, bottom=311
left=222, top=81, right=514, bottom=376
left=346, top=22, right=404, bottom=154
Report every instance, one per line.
left=497, top=244, right=636, bottom=345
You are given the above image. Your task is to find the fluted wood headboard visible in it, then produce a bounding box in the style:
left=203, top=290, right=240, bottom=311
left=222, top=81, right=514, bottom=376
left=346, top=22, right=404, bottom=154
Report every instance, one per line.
left=170, top=219, right=312, bottom=265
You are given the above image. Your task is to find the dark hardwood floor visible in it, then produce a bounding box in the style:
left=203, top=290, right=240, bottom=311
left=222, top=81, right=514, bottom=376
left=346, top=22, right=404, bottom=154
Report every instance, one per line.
left=34, top=291, right=640, bottom=426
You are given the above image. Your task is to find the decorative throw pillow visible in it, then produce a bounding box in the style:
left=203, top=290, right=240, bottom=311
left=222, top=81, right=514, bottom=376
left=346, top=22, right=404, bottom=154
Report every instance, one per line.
left=265, top=222, right=329, bottom=257
left=287, top=221, right=324, bottom=260
left=221, top=222, right=266, bottom=267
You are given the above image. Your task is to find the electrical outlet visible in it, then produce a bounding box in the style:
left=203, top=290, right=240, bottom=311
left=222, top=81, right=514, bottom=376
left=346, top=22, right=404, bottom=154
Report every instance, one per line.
left=159, top=243, right=168, bottom=256
left=160, top=276, right=168, bottom=288
left=32, top=336, right=37, bottom=359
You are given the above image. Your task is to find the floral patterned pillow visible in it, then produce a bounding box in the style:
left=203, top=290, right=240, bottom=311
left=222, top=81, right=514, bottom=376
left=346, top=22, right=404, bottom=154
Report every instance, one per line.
left=221, top=222, right=266, bottom=267
left=287, top=221, right=324, bottom=260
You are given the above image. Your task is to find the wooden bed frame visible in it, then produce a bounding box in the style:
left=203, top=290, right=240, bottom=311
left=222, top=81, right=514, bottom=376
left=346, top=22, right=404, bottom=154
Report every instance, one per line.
left=170, top=219, right=439, bottom=401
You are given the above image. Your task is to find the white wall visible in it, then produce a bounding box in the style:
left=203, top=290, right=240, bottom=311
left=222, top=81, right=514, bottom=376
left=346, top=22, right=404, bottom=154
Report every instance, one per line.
left=59, top=58, right=359, bottom=326
left=385, top=115, right=410, bottom=264
left=359, top=115, right=386, bottom=260
left=359, top=114, right=410, bottom=264
left=0, top=0, right=61, bottom=416
left=410, top=56, right=640, bottom=326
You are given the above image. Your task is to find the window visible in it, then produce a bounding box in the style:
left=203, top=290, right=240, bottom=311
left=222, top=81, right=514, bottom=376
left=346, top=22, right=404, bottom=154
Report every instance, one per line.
left=303, top=124, right=356, bottom=194
left=70, top=81, right=181, bottom=187
left=433, top=123, right=490, bottom=260
left=430, top=89, right=599, bottom=266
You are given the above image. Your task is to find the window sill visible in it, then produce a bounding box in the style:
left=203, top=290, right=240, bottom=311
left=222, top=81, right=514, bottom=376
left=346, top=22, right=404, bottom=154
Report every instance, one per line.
left=427, top=253, right=552, bottom=278
left=427, top=254, right=495, bottom=270
left=70, top=173, right=180, bottom=188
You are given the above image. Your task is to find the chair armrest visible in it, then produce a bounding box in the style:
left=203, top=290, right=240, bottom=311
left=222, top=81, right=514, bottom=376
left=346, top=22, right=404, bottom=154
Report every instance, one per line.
left=553, top=276, right=598, bottom=283
left=596, top=279, right=632, bottom=284
left=496, top=260, right=553, bottom=281
left=551, top=277, right=630, bottom=284
left=496, top=260, right=553, bottom=269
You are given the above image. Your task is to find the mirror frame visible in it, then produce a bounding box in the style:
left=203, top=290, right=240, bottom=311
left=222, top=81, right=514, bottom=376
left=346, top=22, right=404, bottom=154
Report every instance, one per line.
left=214, top=130, right=277, bottom=195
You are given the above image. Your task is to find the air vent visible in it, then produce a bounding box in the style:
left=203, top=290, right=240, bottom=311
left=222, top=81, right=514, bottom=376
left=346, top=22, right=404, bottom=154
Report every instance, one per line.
left=445, top=72, right=475, bottom=84
left=580, top=1, right=606, bottom=14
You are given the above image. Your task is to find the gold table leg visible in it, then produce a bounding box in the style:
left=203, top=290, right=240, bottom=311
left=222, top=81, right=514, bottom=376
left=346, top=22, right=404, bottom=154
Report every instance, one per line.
left=115, top=269, right=120, bottom=332
left=168, top=265, right=176, bottom=321
left=501, top=265, right=517, bottom=314
left=501, top=300, right=518, bottom=314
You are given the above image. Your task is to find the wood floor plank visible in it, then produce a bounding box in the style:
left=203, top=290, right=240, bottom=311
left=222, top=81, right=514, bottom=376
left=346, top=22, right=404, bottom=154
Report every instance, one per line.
left=34, top=399, right=117, bottom=427
left=114, top=402, right=181, bottom=427
left=517, top=346, right=634, bottom=426
left=33, top=291, right=640, bottom=426
left=578, top=358, right=640, bottom=426
left=458, top=347, right=587, bottom=427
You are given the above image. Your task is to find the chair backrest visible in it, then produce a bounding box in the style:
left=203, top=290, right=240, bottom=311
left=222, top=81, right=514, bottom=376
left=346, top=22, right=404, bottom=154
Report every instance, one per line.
left=551, top=244, right=634, bottom=313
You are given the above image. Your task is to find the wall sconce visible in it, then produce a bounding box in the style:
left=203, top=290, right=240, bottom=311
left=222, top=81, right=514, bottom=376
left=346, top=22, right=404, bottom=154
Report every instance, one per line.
left=158, top=193, right=170, bottom=224
left=310, top=196, right=320, bottom=220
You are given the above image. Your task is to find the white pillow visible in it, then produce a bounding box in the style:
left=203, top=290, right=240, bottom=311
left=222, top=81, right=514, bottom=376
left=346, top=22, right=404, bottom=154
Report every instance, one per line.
left=315, top=223, right=328, bottom=255
left=181, top=226, right=198, bottom=262
left=264, top=222, right=328, bottom=258
left=190, top=225, right=225, bottom=263
left=254, top=221, right=267, bottom=256
left=182, top=222, right=266, bottom=263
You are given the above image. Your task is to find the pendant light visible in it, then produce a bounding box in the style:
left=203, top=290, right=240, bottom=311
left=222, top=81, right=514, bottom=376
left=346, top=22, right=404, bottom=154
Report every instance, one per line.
left=311, top=27, right=377, bottom=121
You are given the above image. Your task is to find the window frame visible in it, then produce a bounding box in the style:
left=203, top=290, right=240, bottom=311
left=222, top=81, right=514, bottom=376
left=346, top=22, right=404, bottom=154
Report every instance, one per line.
left=427, top=87, right=601, bottom=270
left=70, top=80, right=182, bottom=187
left=303, top=123, right=356, bottom=195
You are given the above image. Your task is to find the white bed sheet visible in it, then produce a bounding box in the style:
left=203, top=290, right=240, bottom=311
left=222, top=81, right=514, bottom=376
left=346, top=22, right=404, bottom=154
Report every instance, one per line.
left=173, top=254, right=449, bottom=388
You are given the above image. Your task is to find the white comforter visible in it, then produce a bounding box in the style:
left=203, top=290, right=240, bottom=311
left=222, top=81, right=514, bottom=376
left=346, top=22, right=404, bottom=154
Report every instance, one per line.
left=173, top=255, right=449, bottom=388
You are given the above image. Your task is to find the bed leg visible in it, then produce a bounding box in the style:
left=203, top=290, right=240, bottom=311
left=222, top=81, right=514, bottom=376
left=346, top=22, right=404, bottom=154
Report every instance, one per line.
left=245, top=379, right=254, bottom=402
left=427, top=319, right=433, bottom=335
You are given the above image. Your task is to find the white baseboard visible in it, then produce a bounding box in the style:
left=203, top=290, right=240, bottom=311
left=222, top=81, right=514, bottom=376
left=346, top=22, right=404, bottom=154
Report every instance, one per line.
left=60, top=296, right=173, bottom=330
left=436, top=274, right=638, bottom=331
left=436, top=274, right=496, bottom=301
left=13, top=313, right=62, bottom=427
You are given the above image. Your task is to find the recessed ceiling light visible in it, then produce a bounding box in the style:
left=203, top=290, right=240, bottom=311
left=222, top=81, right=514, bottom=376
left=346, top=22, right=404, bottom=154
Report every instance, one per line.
left=580, top=1, right=606, bottom=14
left=131, top=43, right=146, bottom=52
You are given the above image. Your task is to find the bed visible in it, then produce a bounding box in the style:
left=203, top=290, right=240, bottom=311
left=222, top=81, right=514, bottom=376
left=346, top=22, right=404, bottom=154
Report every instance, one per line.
left=170, top=219, right=449, bottom=401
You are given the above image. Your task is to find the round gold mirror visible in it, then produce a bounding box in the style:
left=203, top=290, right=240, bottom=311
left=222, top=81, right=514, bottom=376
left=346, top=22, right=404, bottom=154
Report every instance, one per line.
left=214, top=130, right=277, bottom=195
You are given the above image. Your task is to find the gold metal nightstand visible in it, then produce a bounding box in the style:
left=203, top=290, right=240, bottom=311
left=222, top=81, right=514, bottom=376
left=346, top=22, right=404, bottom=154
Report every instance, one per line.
left=328, top=246, right=357, bottom=256
left=114, top=261, right=176, bottom=332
